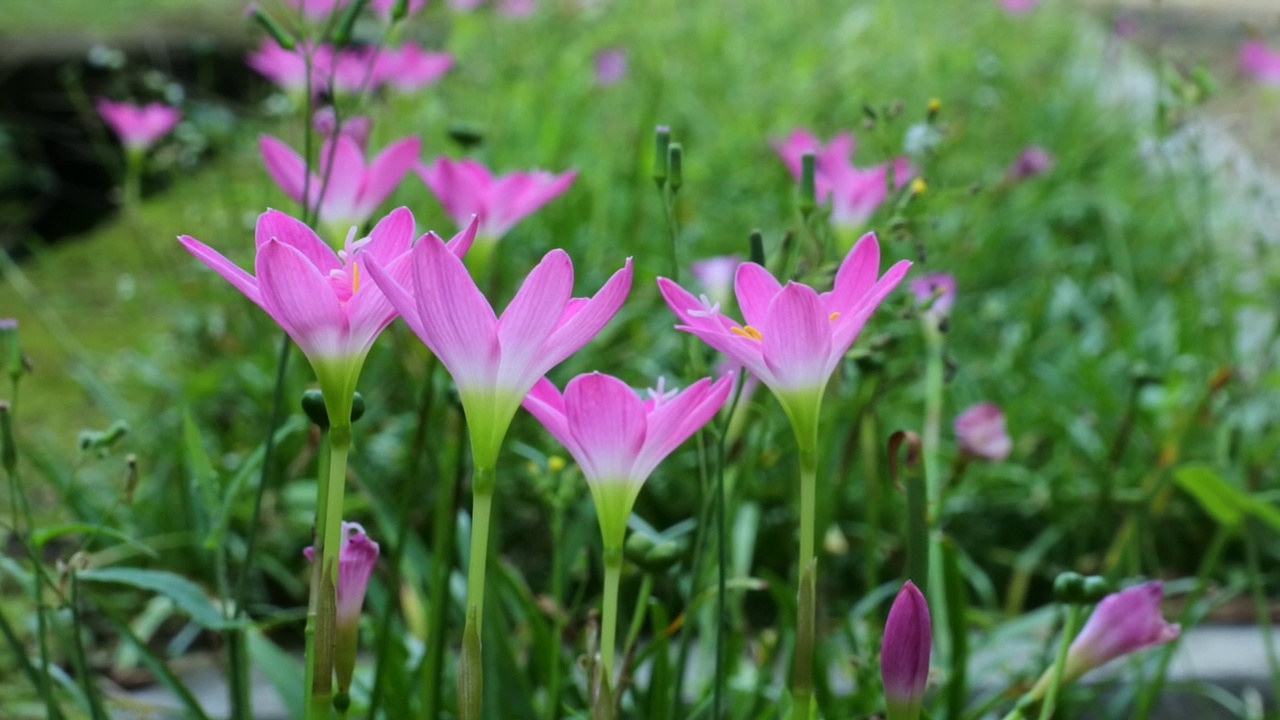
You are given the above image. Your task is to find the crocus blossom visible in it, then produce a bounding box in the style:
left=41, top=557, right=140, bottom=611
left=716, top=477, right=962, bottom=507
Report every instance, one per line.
left=908, top=272, right=956, bottom=325
left=594, top=49, right=628, bottom=86
left=523, top=372, right=732, bottom=548
left=658, top=233, right=910, bottom=447
left=953, top=403, right=1012, bottom=461
left=304, top=521, right=380, bottom=691
left=375, top=44, right=454, bottom=93
left=260, top=133, right=420, bottom=235
left=415, top=157, right=577, bottom=242
left=1033, top=582, right=1180, bottom=695
left=96, top=100, right=181, bottom=152
left=774, top=129, right=914, bottom=231
left=881, top=581, right=931, bottom=720
left=690, top=256, right=741, bottom=311
left=179, top=207, right=475, bottom=421
left=1007, top=145, right=1055, bottom=181
left=999, top=0, right=1038, bottom=13
left=365, top=239, right=632, bottom=468
left=1240, top=40, right=1280, bottom=87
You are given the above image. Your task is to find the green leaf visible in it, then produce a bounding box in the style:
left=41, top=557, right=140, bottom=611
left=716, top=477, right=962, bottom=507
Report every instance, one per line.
left=78, top=567, right=238, bottom=630
left=182, top=408, right=219, bottom=530
left=204, top=415, right=306, bottom=550
left=30, top=523, right=157, bottom=558
left=1172, top=464, right=1246, bottom=529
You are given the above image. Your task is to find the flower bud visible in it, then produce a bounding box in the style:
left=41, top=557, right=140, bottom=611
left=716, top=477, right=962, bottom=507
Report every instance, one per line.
left=652, top=126, right=671, bottom=187
left=908, top=273, right=956, bottom=325
left=748, top=229, right=766, bottom=266
left=329, top=0, right=370, bottom=47
left=0, top=401, right=15, bottom=474
left=246, top=4, right=297, bottom=51
left=1053, top=571, right=1086, bottom=604
left=798, top=151, right=817, bottom=216
left=953, top=403, right=1012, bottom=462
left=667, top=142, right=683, bottom=193
left=0, top=319, right=21, bottom=384
left=305, top=522, right=379, bottom=692
left=881, top=581, right=931, bottom=720
left=1082, top=575, right=1112, bottom=604
left=390, top=0, right=410, bottom=21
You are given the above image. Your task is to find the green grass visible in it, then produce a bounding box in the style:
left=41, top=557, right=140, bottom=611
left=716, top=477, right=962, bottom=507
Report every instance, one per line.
left=1, top=0, right=245, bottom=40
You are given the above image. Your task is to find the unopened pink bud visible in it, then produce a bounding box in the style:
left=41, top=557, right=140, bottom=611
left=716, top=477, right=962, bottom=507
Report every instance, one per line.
left=953, top=403, right=1012, bottom=461
left=881, top=581, right=931, bottom=720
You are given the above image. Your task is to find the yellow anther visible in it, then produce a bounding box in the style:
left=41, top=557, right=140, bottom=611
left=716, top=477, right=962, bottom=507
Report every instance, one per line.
left=829, top=312, right=840, bottom=321
left=351, top=261, right=360, bottom=293
left=730, top=325, right=763, bottom=342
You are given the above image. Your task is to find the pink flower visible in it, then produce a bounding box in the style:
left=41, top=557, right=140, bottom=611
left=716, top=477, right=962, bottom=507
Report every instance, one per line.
left=658, top=233, right=910, bottom=445
left=908, top=272, right=956, bottom=324
left=594, top=49, right=627, bottom=86
left=313, top=45, right=382, bottom=96
left=690, top=256, right=742, bottom=311
left=953, top=403, right=1012, bottom=461
left=415, top=157, right=577, bottom=241
left=179, top=208, right=475, bottom=419
left=246, top=39, right=312, bottom=95
left=499, top=0, right=536, bottom=16
left=304, top=521, right=379, bottom=691
left=364, top=239, right=632, bottom=467
left=1007, top=145, right=1055, bottom=181
left=1240, top=40, right=1280, bottom=87
left=259, top=133, right=420, bottom=234
left=881, top=581, right=931, bottom=720
left=374, top=44, right=454, bottom=92
left=774, top=129, right=914, bottom=230
left=523, top=372, right=732, bottom=546
left=313, top=107, right=372, bottom=151
left=95, top=100, right=181, bottom=152
left=1031, top=582, right=1180, bottom=693
left=999, top=0, right=1038, bottom=13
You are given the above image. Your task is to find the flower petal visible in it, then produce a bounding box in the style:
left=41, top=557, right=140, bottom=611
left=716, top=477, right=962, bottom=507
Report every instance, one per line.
left=177, top=235, right=262, bottom=306
left=734, top=262, right=782, bottom=329
left=359, top=137, right=421, bottom=219
left=563, top=373, right=646, bottom=481
left=825, top=232, right=880, bottom=314
left=255, top=209, right=341, bottom=274
left=496, top=249, right=575, bottom=391
left=362, top=252, right=428, bottom=341
left=537, top=258, right=633, bottom=381
left=829, top=258, right=911, bottom=361
left=761, top=283, right=832, bottom=391
left=521, top=377, right=580, bottom=456
left=256, top=239, right=349, bottom=359
left=362, top=207, right=416, bottom=266
left=410, top=234, right=499, bottom=389
left=633, top=375, right=733, bottom=479
left=259, top=135, right=310, bottom=207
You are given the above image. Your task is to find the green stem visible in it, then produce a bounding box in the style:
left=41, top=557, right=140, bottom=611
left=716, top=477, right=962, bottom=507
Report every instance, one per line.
left=1245, top=520, right=1280, bottom=701
left=713, top=431, right=729, bottom=720
left=921, top=324, right=949, bottom=660
left=545, top=501, right=567, bottom=720
left=600, top=552, right=623, bottom=683
left=1037, top=605, right=1083, bottom=720
left=123, top=148, right=143, bottom=209
left=792, top=446, right=819, bottom=720
left=305, top=426, right=352, bottom=720
left=466, top=469, right=496, bottom=633
left=423, top=443, right=465, bottom=719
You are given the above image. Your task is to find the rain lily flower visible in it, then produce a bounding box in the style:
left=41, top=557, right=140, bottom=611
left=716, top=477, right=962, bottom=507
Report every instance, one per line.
left=953, top=403, right=1012, bottom=461
left=881, top=581, right=931, bottom=720
left=96, top=100, right=181, bottom=152
left=313, top=107, right=372, bottom=150
left=523, top=371, right=731, bottom=679
left=259, top=133, right=420, bottom=237
left=774, top=128, right=914, bottom=233
left=908, top=272, right=956, bottom=326
left=658, top=232, right=910, bottom=448
left=1240, top=40, right=1280, bottom=87
left=415, top=157, right=578, bottom=243
left=594, top=49, right=628, bottom=86
left=689, top=255, right=741, bottom=311
left=364, top=239, right=632, bottom=469
left=1007, top=145, right=1055, bottom=181
left=246, top=39, right=312, bottom=96
left=999, top=0, right=1038, bottom=13
left=523, top=372, right=732, bottom=553
left=375, top=44, right=454, bottom=92
left=1034, top=582, right=1180, bottom=694
left=304, top=521, right=380, bottom=692
left=178, top=207, right=476, bottom=423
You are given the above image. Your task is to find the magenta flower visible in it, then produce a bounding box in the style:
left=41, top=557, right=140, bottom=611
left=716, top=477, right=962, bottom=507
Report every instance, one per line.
left=260, top=133, right=420, bottom=236
left=313, top=46, right=382, bottom=96
left=313, top=107, right=372, bottom=151
left=246, top=39, right=312, bottom=95
left=908, top=272, right=956, bottom=324
left=1007, top=145, right=1055, bottom=181
left=1240, top=40, right=1280, bottom=87
left=999, top=0, right=1038, bottom=13
left=524, top=372, right=732, bottom=548
left=774, top=129, right=914, bottom=231
left=374, top=44, right=454, bottom=93
left=304, top=521, right=379, bottom=692
left=658, top=233, right=910, bottom=447
left=96, top=100, right=181, bottom=152
left=179, top=207, right=475, bottom=422
left=1032, top=582, right=1180, bottom=695
left=953, top=403, right=1012, bottom=461
left=594, top=49, right=628, bottom=86
left=881, top=581, right=931, bottom=720
left=415, top=157, right=577, bottom=242
left=365, top=239, right=632, bottom=468
left=690, top=255, right=742, bottom=311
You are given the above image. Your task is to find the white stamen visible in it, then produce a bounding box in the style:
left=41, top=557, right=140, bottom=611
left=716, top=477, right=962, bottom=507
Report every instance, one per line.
left=646, top=376, right=680, bottom=405
left=687, top=293, right=721, bottom=318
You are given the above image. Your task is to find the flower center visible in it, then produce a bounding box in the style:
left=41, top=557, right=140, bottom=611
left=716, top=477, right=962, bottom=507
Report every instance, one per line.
left=687, top=293, right=721, bottom=319
left=730, top=325, right=763, bottom=342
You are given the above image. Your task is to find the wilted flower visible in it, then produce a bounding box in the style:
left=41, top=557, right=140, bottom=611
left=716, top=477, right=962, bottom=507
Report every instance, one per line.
left=881, top=581, right=931, bottom=720
left=96, top=100, right=181, bottom=152
left=594, top=49, right=627, bottom=86
left=1240, top=40, right=1280, bottom=87
left=953, top=403, right=1012, bottom=461
left=1006, top=145, right=1055, bottom=181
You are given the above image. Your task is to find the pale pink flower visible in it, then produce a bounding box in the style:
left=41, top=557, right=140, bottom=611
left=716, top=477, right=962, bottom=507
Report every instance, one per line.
left=364, top=239, right=632, bottom=467
left=1007, top=145, right=1055, bottom=181
left=908, top=272, right=956, bottom=323
left=881, top=581, right=931, bottom=720
left=774, top=129, right=914, bottom=229
left=95, top=100, right=181, bottom=151
left=374, top=44, right=454, bottom=92
left=246, top=39, right=313, bottom=95
left=1240, top=40, right=1280, bottom=87
left=953, top=403, right=1012, bottom=461
left=999, top=0, right=1038, bottom=13
left=690, top=256, right=741, bottom=311
left=260, top=133, right=420, bottom=233
left=415, top=157, right=577, bottom=241
left=594, top=49, right=627, bottom=86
